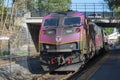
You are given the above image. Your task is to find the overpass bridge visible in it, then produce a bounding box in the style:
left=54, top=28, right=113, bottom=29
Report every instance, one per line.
left=27, top=3, right=120, bottom=27
left=26, top=13, right=120, bottom=28
left=88, top=17, right=120, bottom=27
left=71, top=3, right=120, bottom=27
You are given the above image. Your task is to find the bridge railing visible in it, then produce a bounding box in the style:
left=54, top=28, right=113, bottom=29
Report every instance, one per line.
left=71, top=3, right=120, bottom=19
left=80, top=12, right=119, bottom=18
left=29, top=3, right=120, bottom=18
left=71, top=3, right=109, bottom=12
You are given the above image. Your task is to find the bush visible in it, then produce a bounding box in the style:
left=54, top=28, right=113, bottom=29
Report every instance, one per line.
left=0, top=50, right=9, bottom=56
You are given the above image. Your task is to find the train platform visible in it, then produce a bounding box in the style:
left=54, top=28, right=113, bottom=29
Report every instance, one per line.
left=87, top=49, right=120, bottom=80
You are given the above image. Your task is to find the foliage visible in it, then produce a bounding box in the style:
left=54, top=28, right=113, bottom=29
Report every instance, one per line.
left=104, top=28, right=114, bottom=35
left=116, top=36, right=120, bottom=43
left=11, top=0, right=71, bottom=16
left=104, top=0, right=120, bottom=10
left=104, top=0, right=120, bottom=16
left=0, top=6, right=8, bottom=20
left=0, top=50, right=9, bottom=56
left=0, top=51, right=4, bottom=56
left=117, top=23, right=120, bottom=33
left=17, top=51, right=27, bottom=55
left=25, top=0, right=71, bottom=16
left=104, top=0, right=120, bottom=33
left=114, top=7, right=120, bottom=12
left=0, top=0, right=2, bottom=5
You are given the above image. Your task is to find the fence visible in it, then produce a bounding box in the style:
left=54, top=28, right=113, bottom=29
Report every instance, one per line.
left=29, top=3, right=120, bottom=18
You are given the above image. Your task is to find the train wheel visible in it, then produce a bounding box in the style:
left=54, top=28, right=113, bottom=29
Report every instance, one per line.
left=89, top=44, right=96, bottom=59
left=89, top=50, right=95, bottom=59
left=80, top=54, right=86, bottom=64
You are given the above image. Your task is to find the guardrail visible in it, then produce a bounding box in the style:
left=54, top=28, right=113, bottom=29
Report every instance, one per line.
left=30, top=3, right=120, bottom=19
left=71, top=3, right=120, bottom=18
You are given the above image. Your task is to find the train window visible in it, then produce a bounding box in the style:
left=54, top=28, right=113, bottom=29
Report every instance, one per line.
left=63, top=17, right=81, bottom=26
left=44, top=18, right=58, bottom=27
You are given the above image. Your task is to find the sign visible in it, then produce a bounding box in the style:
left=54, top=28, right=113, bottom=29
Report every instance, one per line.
left=0, top=36, right=9, bottom=40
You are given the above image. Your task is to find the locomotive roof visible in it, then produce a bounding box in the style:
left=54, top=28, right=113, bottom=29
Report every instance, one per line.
left=49, top=10, right=84, bottom=16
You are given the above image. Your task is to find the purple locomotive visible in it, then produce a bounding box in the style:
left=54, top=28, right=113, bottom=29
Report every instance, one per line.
left=39, top=10, right=107, bottom=71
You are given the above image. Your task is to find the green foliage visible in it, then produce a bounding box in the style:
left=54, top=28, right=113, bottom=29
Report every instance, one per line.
left=116, top=36, right=120, bottom=43
left=0, top=50, right=9, bottom=56
left=0, top=0, right=2, bottom=5
left=25, top=0, right=36, bottom=11
left=114, top=7, right=120, bottom=12
left=0, top=51, right=4, bottom=56
left=104, top=0, right=120, bottom=10
left=25, top=0, right=71, bottom=16
left=117, top=23, right=120, bottom=33
left=105, top=0, right=120, bottom=33
left=0, top=6, right=8, bottom=19
left=104, top=28, right=114, bottom=35
left=118, top=28, right=120, bottom=33
left=105, top=0, right=120, bottom=15
left=17, top=51, right=27, bottom=55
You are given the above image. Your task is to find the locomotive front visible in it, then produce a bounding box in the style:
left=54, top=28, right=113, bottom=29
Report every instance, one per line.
left=39, top=11, right=85, bottom=71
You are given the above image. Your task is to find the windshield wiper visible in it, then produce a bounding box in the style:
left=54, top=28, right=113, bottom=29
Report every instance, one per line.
left=65, top=24, right=80, bottom=27
left=44, top=26, right=58, bottom=28
left=72, top=24, right=80, bottom=27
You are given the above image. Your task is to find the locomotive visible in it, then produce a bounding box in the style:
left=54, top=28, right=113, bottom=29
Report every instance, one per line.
left=39, top=10, right=107, bottom=71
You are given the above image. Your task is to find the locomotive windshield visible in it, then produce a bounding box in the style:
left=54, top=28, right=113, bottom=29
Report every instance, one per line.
left=44, top=18, right=58, bottom=27
left=64, top=17, right=81, bottom=26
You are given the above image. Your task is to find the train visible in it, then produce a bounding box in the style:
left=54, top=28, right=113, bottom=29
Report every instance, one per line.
left=39, top=10, right=108, bottom=71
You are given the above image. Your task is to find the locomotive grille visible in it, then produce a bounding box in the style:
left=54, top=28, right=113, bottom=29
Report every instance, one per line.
left=42, top=42, right=78, bottom=50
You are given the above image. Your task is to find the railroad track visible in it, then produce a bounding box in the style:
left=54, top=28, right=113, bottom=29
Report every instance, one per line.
left=33, top=72, right=74, bottom=80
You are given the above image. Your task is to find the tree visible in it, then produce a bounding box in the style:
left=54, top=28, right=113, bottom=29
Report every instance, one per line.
left=0, top=0, right=2, bottom=5
left=104, top=0, right=120, bottom=33
left=26, top=0, right=71, bottom=16
left=104, top=0, right=120, bottom=10
left=25, top=0, right=35, bottom=11
left=0, top=0, right=7, bottom=28
left=104, top=28, right=113, bottom=35
left=0, top=6, right=7, bottom=18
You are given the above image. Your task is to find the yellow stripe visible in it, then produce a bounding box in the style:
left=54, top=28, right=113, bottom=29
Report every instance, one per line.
left=39, top=35, right=86, bottom=45
left=40, top=40, right=81, bottom=45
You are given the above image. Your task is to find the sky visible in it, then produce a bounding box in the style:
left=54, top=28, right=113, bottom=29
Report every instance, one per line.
left=71, top=0, right=110, bottom=12
left=4, top=0, right=12, bottom=7
left=4, top=0, right=109, bottom=12
left=5, top=0, right=106, bottom=7
left=72, top=0, right=105, bottom=3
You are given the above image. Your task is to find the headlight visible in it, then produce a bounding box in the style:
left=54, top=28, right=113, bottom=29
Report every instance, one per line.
left=70, top=43, right=76, bottom=49
left=63, top=28, right=75, bottom=34
left=66, top=29, right=73, bottom=33
left=46, top=45, right=50, bottom=49
left=46, top=30, right=55, bottom=35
